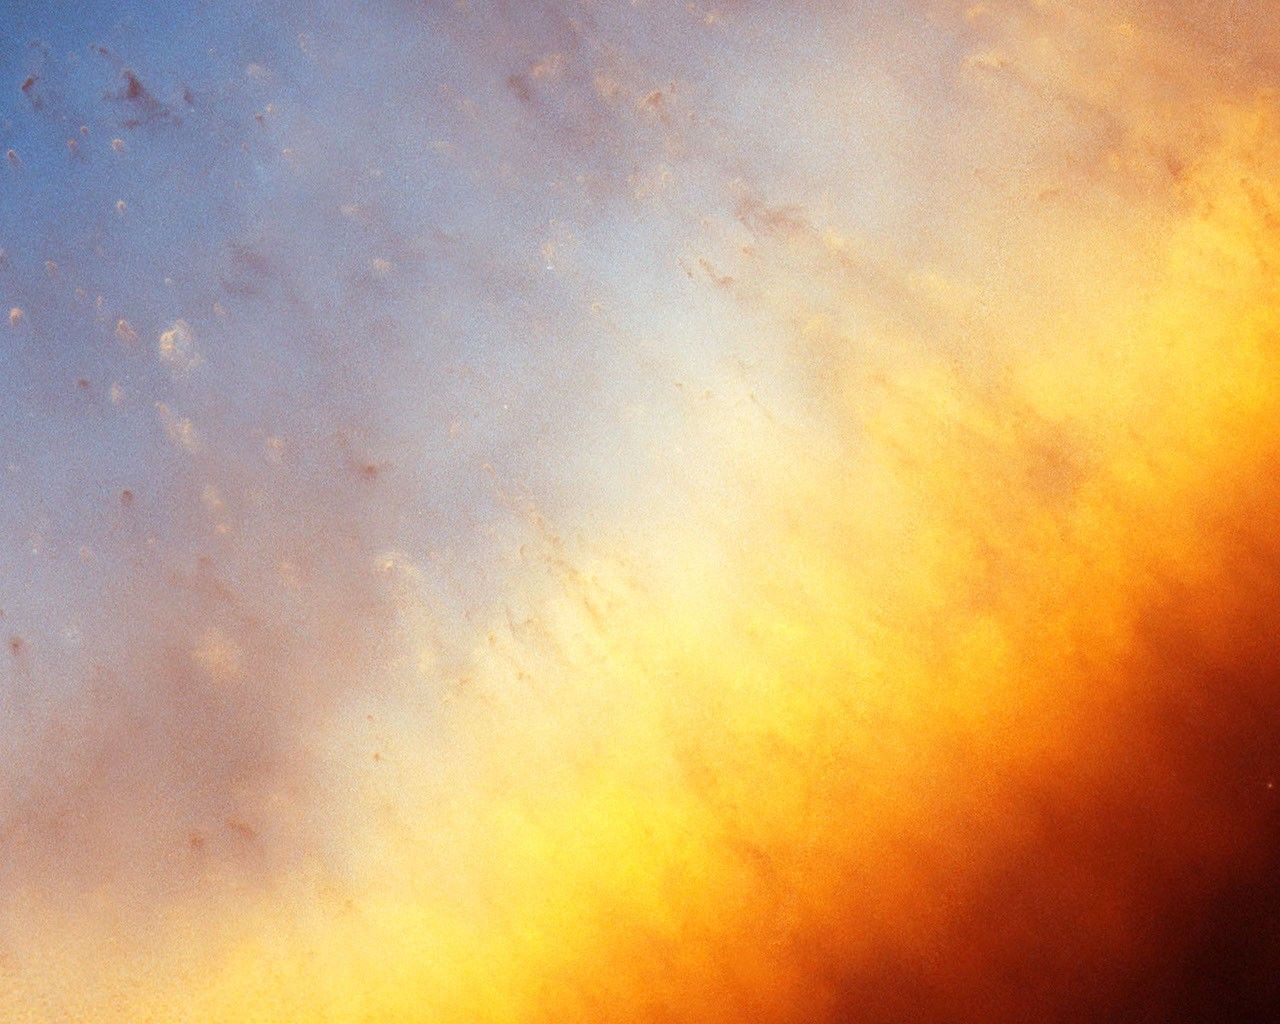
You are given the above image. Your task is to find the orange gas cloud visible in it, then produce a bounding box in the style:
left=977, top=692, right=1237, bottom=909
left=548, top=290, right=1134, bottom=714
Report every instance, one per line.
left=2, top=2, right=1279, bottom=1022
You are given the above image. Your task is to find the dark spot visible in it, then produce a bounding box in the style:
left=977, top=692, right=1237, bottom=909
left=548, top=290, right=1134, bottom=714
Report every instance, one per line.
left=220, top=276, right=262, bottom=298
left=120, top=488, right=134, bottom=506
left=230, top=244, right=271, bottom=274
left=8, top=636, right=23, bottom=656
left=188, top=831, right=206, bottom=851
left=20, top=76, right=36, bottom=94
left=226, top=819, right=258, bottom=842
left=735, top=195, right=811, bottom=239
left=698, top=257, right=735, bottom=289
left=506, top=73, right=533, bottom=103
left=108, top=69, right=177, bottom=127
left=76, top=377, right=90, bottom=390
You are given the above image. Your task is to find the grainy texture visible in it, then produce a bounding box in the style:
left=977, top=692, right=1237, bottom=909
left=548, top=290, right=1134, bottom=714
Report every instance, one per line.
left=0, top=1, right=1278, bottom=1021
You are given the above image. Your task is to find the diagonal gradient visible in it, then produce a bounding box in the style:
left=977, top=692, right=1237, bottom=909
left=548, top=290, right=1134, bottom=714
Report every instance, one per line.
left=1, top=1, right=1278, bottom=1020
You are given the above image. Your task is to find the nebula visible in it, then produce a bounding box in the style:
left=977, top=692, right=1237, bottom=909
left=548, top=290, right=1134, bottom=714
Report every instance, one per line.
left=0, top=1, right=1278, bottom=1020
